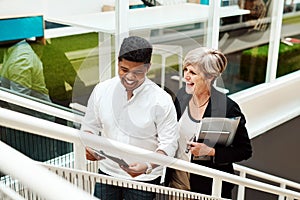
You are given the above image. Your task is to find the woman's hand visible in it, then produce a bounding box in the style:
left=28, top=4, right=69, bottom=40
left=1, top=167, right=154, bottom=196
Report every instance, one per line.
left=188, top=142, right=215, bottom=157
left=120, top=162, right=148, bottom=178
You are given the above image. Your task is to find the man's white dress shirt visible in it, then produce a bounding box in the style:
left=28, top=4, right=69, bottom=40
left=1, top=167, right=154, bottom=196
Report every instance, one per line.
left=81, top=76, right=178, bottom=181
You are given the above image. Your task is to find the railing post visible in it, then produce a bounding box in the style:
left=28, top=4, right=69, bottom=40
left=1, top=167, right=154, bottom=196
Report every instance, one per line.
left=237, top=170, right=246, bottom=200
left=265, top=0, right=284, bottom=83
left=0, top=182, right=25, bottom=200
left=74, top=143, right=86, bottom=170
left=286, top=197, right=294, bottom=200
left=212, top=177, right=222, bottom=198
left=206, top=0, right=221, bottom=49
left=278, top=183, right=286, bottom=200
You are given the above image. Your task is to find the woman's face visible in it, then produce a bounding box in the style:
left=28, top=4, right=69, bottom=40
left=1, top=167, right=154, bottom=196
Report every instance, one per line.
left=184, top=65, right=211, bottom=95
left=118, top=59, right=149, bottom=91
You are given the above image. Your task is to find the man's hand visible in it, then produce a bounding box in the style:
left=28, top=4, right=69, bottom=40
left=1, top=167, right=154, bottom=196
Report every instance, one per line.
left=120, top=150, right=166, bottom=177
left=85, top=147, right=106, bottom=161
left=120, top=162, right=148, bottom=178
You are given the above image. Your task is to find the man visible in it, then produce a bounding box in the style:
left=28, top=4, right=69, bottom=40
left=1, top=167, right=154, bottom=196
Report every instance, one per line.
left=81, top=36, right=179, bottom=199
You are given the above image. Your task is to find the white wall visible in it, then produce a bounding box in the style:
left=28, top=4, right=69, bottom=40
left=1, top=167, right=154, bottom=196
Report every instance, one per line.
left=0, top=0, right=103, bottom=18
left=0, top=0, right=44, bottom=17
left=44, top=0, right=103, bottom=17
left=230, top=70, right=300, bottom=139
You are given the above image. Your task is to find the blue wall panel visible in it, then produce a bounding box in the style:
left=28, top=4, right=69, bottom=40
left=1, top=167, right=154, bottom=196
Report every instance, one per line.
left=0, top=15, right=44, bottom=42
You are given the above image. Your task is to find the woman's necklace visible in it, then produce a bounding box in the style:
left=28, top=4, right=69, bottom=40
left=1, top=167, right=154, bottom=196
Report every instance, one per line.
left=192, top=96, right=210, bottom=108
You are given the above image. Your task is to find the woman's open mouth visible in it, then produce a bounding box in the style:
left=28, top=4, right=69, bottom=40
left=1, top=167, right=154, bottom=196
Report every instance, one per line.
left=186, top=82, right=194, bottom=87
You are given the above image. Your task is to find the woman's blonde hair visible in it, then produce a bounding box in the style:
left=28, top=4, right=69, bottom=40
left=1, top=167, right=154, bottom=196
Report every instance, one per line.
left=183, top=47, right=227, bottom=81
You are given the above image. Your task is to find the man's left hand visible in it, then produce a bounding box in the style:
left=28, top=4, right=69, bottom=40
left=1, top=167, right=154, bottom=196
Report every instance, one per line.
left=120, top=162, right=148, bottom=178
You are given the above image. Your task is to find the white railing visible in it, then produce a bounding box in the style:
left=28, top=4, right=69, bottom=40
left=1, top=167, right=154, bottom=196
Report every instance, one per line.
left=2, top=70, right=300, bottom=140
left=0, top=87, right=86, bottom=170
left=1, top=107, right=300, bottom=199
left=0, top=141, right=98, bottom=200
left=0, top=181, right=25, bottom=200
left=42, top=163, right=223, bottom=200
left=233, top=164, right=300, bottom=200
left=0, top=88, right=83, bottom=124
left=1, top=71, right=300, bottom=199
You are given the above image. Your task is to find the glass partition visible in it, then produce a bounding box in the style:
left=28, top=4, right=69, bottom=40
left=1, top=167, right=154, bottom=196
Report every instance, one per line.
left=30, top=31, right=99, bottom=108
left=0, top=18, right=98, bottom=164
left=280, top=0, right=300, bottom=78
left=216, top=0, right=273, bottom=93
left=0, top=0, right=298, bottom=99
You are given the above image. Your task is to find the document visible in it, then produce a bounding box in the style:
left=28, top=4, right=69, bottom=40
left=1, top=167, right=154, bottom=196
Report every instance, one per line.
left=91, top=148, right=129, bottom=168
left=198, top=117, right=241, bottom=146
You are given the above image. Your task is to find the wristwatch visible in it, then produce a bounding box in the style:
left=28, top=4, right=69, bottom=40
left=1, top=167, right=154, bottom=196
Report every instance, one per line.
left=144, top=162, right=153, bottom=174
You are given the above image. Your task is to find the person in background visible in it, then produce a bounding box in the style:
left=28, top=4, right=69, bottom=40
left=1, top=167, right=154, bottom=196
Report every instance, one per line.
left=166, top=47, right=252, bottom=199
left=0, top=38, right=54, bottom=121
left=31, top=39, right=88, bottom=108
left=30, top=39, right=89, bottom=126
left=0, top=37, right=60, bottom=161
left=81, top=36, right=179, bottom=200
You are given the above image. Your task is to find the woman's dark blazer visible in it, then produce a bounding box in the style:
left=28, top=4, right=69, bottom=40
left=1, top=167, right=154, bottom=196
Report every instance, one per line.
left=174, top=86, right=252, bottom=197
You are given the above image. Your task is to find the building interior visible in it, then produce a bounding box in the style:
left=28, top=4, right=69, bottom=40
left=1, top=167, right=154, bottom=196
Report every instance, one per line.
left=0, top=0, right=300, bottom=199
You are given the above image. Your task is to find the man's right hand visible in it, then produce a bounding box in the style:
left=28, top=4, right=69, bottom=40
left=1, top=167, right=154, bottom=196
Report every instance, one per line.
left=85, top=147, right=106, bottom=161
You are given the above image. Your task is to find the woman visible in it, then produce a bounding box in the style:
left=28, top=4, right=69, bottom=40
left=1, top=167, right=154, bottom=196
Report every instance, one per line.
left=168, top=47, right=252, bottom=199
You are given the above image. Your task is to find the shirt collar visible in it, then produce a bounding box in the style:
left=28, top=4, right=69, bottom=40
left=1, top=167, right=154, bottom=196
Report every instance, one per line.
left=132, top=77, right=151, bottom=96
left=118, top=77, right=151, bottom=96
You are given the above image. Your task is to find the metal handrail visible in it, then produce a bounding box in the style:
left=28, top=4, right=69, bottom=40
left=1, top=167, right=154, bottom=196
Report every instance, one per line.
left=0, top=87, right=83, bottom=124
left=234, top=164, right=300, bottom=190
left=233, top=163, right=300, bottom=200
left=0, top=140, right=98, bottom=200
left=42, top=163, right=224, bottom=200
left=1, top=107, right=300, bottom=199
left=1, top=71, right=300, bottom=199
left=2, top=70, right=300, bottom=141
left=0, top=181, right=25, bottom=200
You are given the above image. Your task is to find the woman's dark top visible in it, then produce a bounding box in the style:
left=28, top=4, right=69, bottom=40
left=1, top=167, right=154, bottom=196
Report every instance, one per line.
left=173, top=86, right=252, bottom=198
